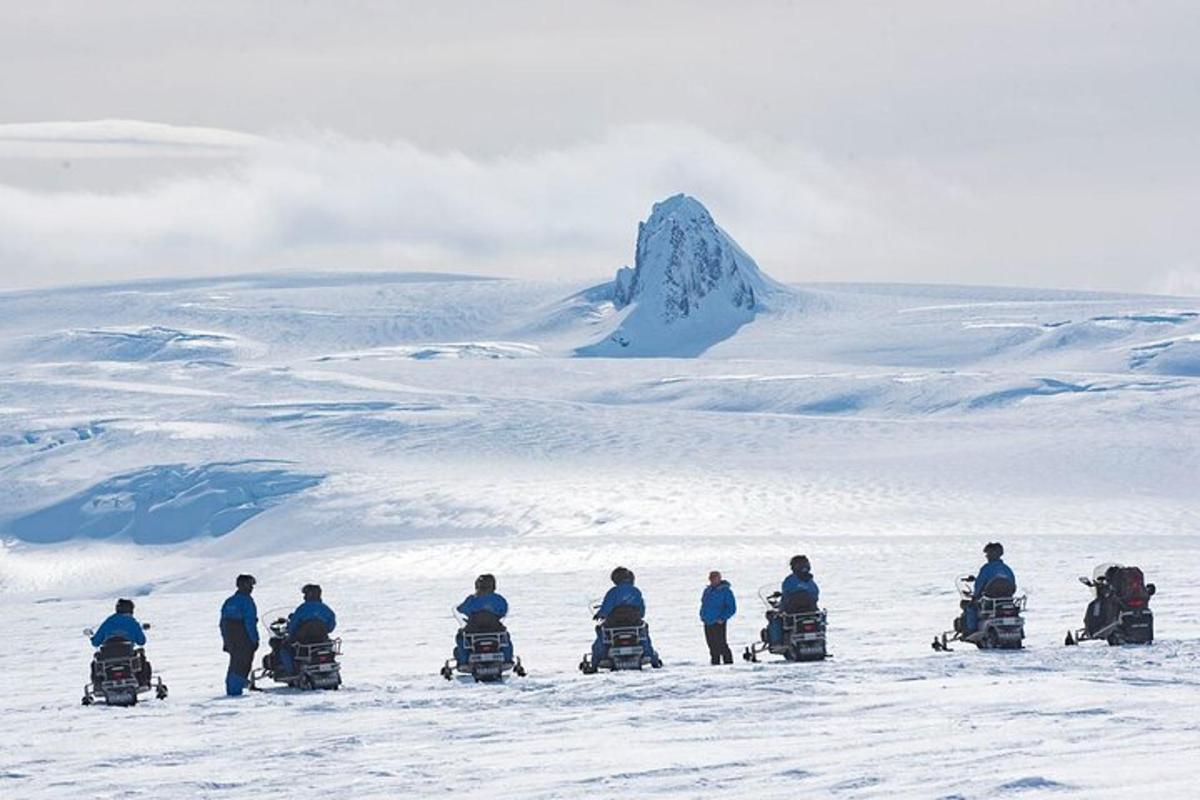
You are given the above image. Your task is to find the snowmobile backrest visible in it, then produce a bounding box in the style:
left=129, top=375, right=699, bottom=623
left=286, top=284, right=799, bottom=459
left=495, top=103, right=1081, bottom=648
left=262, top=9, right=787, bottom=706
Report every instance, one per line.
left=464, top=610, right=505, bottom=633
left=97, top=637, right=135, bottom=658
left=293, top=619, right=331, bottom=645
left=603, top=605, right=643, bottom=627
left=780, top=590, right=817, bottom=614
left=981, top=577, right=1016, bottom=598
left=1111, top=567, right=1149, bottom=607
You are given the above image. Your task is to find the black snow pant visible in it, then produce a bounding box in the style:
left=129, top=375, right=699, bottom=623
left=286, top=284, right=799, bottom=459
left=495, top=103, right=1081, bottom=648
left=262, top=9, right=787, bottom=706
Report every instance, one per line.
left=704, top=622, right=733, bottom=665
left=222, top=619, right=257, bottom=694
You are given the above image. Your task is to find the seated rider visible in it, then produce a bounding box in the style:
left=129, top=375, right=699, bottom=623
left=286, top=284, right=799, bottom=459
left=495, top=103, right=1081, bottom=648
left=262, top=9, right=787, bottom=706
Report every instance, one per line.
left=591, top=566, right=662, bottom=667
left=767, top=555, right=820, bottom=645
left=277, top=584, right=337, bottom=675
left=90, top=598, right=151, bottom=685
left=454, top=573, right=514, bottom=665
left=962, top=542, right=1016, bottom=634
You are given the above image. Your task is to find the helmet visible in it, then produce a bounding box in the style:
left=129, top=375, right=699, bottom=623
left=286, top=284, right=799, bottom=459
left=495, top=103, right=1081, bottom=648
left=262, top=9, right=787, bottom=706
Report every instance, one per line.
left=474, top=574, right=496, bottom=594
left=302, top=583, right=322, bottom=602
left=983, top=542, right=1004, bottom=561
left=115, top=598, right=135, bottom=615
left=236, top=574, right=256, bottom=592
left=611, top=566, right=634, bottom=585
left=789, top=555, right=811, bottom=575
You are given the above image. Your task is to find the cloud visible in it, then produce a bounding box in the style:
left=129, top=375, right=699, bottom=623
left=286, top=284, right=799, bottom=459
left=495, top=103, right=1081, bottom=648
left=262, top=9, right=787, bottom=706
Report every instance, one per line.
left=0, top=119, right=263, bottom=159
left=0, top=120, right=1196, bottom=296
left=0, top=122, right=894, bottom=289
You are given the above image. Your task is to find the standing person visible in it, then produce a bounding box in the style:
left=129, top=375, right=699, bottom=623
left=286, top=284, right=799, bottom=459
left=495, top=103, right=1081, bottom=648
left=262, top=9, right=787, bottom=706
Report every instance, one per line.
left=699, top=571, right=736, bottom=665
left=219, top=574, right=259, bottom=696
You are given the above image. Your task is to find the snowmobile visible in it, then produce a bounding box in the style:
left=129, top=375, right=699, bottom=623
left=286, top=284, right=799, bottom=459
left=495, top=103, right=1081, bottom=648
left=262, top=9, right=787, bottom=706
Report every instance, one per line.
left=932, top=575, right=1025, bottom=651
left=1065, top=564, right=1155, bottom=646
left=251, top=613, right=342, bottom=690
left=81, top=628, right=168, bottom=706
left=579, top=603, right=659, bottom=673
left=743, top=585, right=829, bottom=663
left=440, top=609, right=525, bottom=682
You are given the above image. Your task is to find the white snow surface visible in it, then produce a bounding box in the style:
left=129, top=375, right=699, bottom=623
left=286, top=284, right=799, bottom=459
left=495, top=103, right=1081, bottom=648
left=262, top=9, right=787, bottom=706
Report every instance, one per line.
left=1, top=272, right=1199, bottom=798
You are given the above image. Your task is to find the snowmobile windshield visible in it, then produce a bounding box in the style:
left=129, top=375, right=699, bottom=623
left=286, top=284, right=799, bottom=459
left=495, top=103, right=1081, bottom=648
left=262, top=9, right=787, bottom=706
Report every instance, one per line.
left=259, top=607, right=293, bottom=636
left=757, top=584, right=781, bottom=608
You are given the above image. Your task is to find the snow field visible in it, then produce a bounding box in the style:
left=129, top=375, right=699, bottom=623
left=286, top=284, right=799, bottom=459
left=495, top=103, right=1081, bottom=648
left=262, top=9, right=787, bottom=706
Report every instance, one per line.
left=3, top=534, right=1199, bottom=798
left=1, top=272, right=1198, bottom=797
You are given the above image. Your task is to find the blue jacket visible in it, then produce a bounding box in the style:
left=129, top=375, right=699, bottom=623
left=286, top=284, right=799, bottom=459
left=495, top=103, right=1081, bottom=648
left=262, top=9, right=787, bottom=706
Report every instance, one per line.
left=457, top=592, right=508, bottom=618
left=598, top=582, right=645, bottom=619
left=91, top=613, right=146, bottom=647
left=287, top=600, right=337, bottom=637
left=220, top=590, right=259, bottom=645
left=973, top=559, right=1016, bottom=599
left=782, top=573, right=820, bottom=603
left=700, top=581, right=737, bottom=625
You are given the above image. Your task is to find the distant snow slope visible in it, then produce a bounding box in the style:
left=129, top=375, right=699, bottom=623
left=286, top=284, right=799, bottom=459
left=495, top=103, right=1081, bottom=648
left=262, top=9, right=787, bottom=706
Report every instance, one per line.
left=4, top=461, right=323, bottom=544
left=577, top=194, right=781, bottom=356
left=0, top=271, right=1198, bottom=799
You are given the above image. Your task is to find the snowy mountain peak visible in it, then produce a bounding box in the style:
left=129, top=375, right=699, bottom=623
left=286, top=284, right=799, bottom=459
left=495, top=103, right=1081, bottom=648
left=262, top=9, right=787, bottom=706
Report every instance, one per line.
left=614, top=193, right=768, bottom=317
left=580, top=194, right=776, bottom=356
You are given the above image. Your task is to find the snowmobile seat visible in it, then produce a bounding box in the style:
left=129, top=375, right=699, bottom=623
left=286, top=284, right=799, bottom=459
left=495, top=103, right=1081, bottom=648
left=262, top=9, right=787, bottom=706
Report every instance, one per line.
left=97, top=637, right=135, bottom=658
left=292, top=619, right=331, bottom=645
left=602, top=605, right=644, bottom=628
left=780, top=590, right=818, bottom=614
left=464, top=611, right=506, bottom=633
left=981, top=577, right=1016, bottom=598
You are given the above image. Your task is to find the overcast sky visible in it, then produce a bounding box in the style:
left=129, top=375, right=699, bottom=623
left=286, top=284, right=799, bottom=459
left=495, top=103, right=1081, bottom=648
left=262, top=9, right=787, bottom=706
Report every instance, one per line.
left=1, top=1, right=1198, bottom=294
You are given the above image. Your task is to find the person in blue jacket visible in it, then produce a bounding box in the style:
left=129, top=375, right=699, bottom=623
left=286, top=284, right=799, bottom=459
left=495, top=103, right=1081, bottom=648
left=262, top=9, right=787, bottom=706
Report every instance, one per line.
left=454, top=574, right=513, bottom=664
left=962, top=542, right=1016, bottom=634
left=592, top=566, right=662, bottom=667
left=219, top=574, right=259, bottom=696
left=768, top=555, right=820, bottom=645
left=91, top=597, right=146, bottom=648
left=700, top=570, right=737, bottom=665
left=90, top=598, right=152, bottom=685
left=276, top=583, right=337, bottom=676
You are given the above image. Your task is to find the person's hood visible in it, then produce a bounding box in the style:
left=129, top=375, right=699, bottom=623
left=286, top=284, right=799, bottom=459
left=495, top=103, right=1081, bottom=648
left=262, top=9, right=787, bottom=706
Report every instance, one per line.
left=710, top=580, right=731, bottom=589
